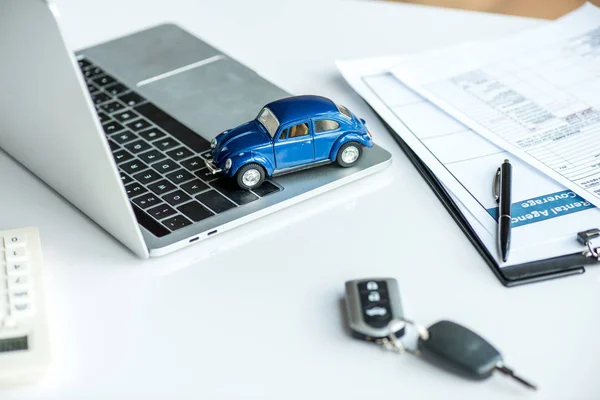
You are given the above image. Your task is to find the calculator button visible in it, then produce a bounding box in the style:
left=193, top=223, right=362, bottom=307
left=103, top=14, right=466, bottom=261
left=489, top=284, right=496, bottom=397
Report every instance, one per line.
left=9, top=289, right=31, bottom=303
left=3, top=234, right=26, bottom=248
left=8, top=275, right=29, bottom=288
left=6, top=262, right=29, bottom=275
left=5, top=248, right=27, bottom=261
left=2, top=316, right=17, bottom=329
left=10, top=302, right=33, bottom=317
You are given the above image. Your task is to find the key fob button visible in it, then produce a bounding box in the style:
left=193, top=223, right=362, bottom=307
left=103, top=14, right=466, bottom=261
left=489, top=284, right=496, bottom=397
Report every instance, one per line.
left=360, top=291, right=389, bottom=307
left=363, top=303, right=392, bottom=328
left=367, top=292, right=380, bottom=302
left=358, top=280, right=388, bottom=294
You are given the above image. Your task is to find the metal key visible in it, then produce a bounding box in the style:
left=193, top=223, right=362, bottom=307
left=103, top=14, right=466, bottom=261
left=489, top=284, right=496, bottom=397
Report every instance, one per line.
left=415, top=320, right=537, bottom=390
left=344, top=278, right=405, bottom=343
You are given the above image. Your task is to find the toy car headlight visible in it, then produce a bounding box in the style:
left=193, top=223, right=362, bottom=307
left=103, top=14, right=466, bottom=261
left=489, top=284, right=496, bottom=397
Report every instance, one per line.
left=210, top=138, right=217, bottom=149
left=225, top=158, right=232, bottom=170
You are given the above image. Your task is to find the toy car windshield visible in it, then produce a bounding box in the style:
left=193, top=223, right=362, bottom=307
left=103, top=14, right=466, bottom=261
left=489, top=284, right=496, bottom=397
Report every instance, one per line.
left=257, top=107, right=279, bottom=137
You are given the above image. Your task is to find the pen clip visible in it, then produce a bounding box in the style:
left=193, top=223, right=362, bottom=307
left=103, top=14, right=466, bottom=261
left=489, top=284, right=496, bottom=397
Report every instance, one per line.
left=493, top=168, right=501, bottom=203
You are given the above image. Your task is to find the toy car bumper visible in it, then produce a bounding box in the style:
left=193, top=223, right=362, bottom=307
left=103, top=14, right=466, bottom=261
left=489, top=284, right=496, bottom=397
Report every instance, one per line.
left=204, top=159, right=222, bottom=174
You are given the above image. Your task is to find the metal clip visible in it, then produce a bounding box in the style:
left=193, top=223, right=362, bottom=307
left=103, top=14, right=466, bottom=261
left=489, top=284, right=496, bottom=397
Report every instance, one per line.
left=382, top=318, right=430, bottom=356
left=493, top=168, right=501, bottom=202
left=577, top=229, right=600, bottom=260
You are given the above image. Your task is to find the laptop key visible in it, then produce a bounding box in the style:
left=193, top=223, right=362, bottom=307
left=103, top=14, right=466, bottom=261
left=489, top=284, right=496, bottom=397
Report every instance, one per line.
left=92, top=74, right=116, bottom=87
left=147, top=203, right=177, bottom=220
left=100, top=101, right=125, bottom=114
left=120, top=160, right=148, bottom=175
left=91, top=92, right=111, bottom=105
left=108, top=140, right=121, bottom=151
left=195, top=168, right=214, bottom=182
left=118, top=92, right=146, bottom=107
left=126, top=119, right=152, bottom=132
left=210, top=178, right=259, bottom=206
left=102, top=121, right=125, bottom=135
left=152, top=159, right=179, bottom=174
left=165, top=169, right=194, bottom=185
left=78, top=59, right=91, bottom=69
left=196, top=190, right=236, bottom=213
left=97, top=112, right=110, bottom=123
left=162, top=190, right=191, bottom=206
left=132, top=193, right=161, bottom=209
left=147, top=179, right=177, bottom=195
left=120, top=172, right=133, bottom=185
left=153, top=138, right=180, bottom=151
left=166, top=147, right=194, bottom=161
left=86, top=81, right=99, bottom=94
left=83, top=67, right=104, bottom=79
left=177, top=201, right=213, bottom=222
left=133, top=169, right=162, bottom=185
left=111, top=130, right=138, bottom=145
left=181, top=179, right=209, bottom=195
left=180, top=157, right=205, bottom=172
left=113, top=110, right=140, bottom=123
left=139, top=128, right=166, bottom=142
left=138, top=149, right=166, bottom=164
left=135, top=102, right=210, bottom=153
left=112, top=149, right=134, bottom=164
left=251, top=181, right=281, bottom=197
left=162, top=215, right=192, bottom=231
left=124, top=139, right=152, bottom=154
left=104, top=83, right=129, bottom=96
left=125, top=182, right=147, bottom=198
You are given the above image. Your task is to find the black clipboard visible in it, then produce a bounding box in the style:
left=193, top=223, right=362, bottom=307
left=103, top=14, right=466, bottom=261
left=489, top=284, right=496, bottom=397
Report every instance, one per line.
left=378, top=117, right=600, bottom=287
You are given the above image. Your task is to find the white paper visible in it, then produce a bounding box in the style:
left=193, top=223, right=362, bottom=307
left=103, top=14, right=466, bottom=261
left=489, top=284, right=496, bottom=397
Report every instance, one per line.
left=391, top=3, right=600, bottom=209
left=337, top=56, right=600, bottom=267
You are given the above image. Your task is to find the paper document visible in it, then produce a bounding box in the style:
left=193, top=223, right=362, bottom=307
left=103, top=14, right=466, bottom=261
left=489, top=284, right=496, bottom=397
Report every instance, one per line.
left=391, top=3, right=600, bottom=208
left=337, top=56, right=600, bottom=267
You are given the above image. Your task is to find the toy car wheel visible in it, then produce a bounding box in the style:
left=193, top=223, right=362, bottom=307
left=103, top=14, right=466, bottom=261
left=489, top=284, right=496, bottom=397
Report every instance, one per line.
left=336, top=142, right=362, bottom=167
left=236, top=163, right=265, bottom=190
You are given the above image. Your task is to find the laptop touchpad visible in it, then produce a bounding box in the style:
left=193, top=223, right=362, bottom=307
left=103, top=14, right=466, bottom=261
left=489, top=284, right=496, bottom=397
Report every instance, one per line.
left=134, top=58, right=288, bottom=140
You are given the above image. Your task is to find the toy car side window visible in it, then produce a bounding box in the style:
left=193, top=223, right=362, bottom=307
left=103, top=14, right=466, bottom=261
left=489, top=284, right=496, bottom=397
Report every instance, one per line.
left=314, top=119, right=340, bottom=133
left=278, top=128, right=288, bottom=141
left=288, top=123, right=310, bottom=139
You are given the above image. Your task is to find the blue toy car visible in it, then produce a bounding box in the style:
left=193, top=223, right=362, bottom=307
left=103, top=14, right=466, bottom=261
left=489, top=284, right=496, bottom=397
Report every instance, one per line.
left=205, top=95, right=373, bottom=190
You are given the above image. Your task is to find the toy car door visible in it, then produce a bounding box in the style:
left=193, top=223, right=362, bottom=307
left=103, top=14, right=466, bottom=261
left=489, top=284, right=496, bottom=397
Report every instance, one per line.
left=273, top=121, right=315, bottom=169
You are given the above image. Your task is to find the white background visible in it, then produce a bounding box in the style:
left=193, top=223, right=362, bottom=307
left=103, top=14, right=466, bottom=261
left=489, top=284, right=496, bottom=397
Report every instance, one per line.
left=2, top=0, right=599, bottom=398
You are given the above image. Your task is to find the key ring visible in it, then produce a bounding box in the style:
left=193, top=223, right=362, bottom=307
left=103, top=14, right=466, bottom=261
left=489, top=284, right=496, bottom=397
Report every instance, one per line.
left=383, top=318, right=430, bottom=355
left=586, top=241, right=600, bottom=260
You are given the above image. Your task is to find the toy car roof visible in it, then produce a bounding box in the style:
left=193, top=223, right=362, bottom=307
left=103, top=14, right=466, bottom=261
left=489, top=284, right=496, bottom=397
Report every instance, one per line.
left=264, top=95, right=339, bottom=124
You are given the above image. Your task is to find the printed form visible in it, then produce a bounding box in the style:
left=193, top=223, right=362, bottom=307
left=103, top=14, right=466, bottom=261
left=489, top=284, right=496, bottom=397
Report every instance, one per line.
left=391, top=3, right=600, bottom=209
left=337, top=56, right=600, bottom=267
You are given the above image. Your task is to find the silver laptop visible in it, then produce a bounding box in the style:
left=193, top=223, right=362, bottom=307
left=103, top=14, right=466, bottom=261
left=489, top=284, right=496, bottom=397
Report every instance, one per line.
left=0, top=1, right=392, bottom=258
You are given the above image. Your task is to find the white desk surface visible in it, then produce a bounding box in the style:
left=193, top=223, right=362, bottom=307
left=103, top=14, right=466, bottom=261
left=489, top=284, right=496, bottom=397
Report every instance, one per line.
left=3, top=0, right=598, bottom=398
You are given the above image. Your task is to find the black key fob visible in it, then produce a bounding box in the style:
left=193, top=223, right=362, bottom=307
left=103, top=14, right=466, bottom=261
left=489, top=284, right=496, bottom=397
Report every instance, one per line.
left=344, top=278, right=404, bottom=342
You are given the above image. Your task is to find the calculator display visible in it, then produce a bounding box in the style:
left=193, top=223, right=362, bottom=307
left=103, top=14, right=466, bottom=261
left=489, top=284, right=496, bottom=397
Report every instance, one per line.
left=0, top=337, right=28, bottom=353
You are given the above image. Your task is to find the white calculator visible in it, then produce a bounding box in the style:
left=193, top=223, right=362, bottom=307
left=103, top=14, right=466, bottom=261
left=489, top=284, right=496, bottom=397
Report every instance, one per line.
left=0, top=227, right=50, bottom=386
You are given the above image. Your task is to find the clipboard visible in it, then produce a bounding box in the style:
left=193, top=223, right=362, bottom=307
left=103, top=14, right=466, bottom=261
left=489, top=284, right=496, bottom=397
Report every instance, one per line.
left=377, top=116, right=600, bottom=287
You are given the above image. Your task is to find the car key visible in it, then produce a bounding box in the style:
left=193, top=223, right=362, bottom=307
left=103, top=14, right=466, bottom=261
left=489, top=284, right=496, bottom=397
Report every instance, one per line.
left=416, top=320, right=537, bottom=390
left=344, top=278, right=405, bottom=343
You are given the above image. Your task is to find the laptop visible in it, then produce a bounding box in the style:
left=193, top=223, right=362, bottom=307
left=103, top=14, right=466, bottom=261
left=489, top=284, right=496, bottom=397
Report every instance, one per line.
left=0, top=1, right=392, bottom=258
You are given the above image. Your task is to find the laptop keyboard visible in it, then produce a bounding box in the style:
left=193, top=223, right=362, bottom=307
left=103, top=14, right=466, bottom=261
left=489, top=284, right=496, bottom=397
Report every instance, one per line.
left=77, top=57, right=282, bottom=237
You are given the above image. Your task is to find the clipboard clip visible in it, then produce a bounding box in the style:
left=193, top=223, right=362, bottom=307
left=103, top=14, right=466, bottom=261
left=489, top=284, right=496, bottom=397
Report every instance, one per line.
left=577, top=229, right=600, bottom=260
